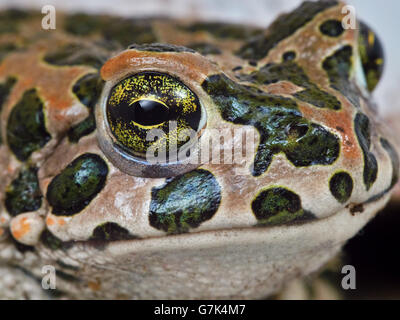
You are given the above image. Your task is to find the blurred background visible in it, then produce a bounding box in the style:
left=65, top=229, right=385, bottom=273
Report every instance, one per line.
left=0, top=0, right=399, bottom=299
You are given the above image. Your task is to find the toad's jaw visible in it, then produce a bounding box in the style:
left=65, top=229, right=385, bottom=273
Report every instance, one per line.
left=68, top=193, right=388, bottom=299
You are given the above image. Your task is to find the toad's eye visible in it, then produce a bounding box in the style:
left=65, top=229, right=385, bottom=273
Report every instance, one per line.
left=97, top=71, right=205, bottom=177
left=358, top=21, right=384, bottom=92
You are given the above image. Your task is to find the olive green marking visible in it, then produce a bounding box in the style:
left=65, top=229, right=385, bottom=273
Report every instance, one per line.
left=40, top=230, right=73, bottom=251
left=329, top=171, right=353, bottom=203
left=46, top=153, right=109, bottom=216
left=149, top=169, right=221, bottom=234
left=240, top=61, right=341, bottom=110
left=41, top=230, right=63, bottom=250
left=68, top=114, right=96, bottom=143
left=72, top=73, right=104, bottom=109
left=322, top=45, right=352, bottom=90
left=90, top=222, right=138, bottom=241
left=319, top=19, right=344, bottom=37
left=64, top=13, right=157, bottom=47
left=43, top=44, right=108, bottom=69
left=128, top=43, right=195, bottom=53
left=5, top=166, right=42, bottom=217
left=202, top=74, right=340, bottom=176
left=322, top=45, right=360, bottom=108
left=236, top=0, right=338, bottom=60
left=0, top=9, right=32, bottom=34
left=103, top=19, right=157, bottom=47
left=354, top=113, right=378, bottom=191
left=68, top=73, right=104, bottom=143
left=186, top=42, right=222, bottom=55
left=64, top=13, right=104, bottom=36
left=6, top=88, right=51, bottom=161
left=180, top=22, right=262, bottom=40
left=252, top=187, right=315, bottom=226
left=0, top=77, right=17, bottom=144
left=358, top=21, right=384, bottom=92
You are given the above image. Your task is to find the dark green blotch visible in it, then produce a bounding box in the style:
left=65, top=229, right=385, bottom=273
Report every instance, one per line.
left=186, top=42, right=222, bottom=55
left=90, top=222, right=138, bottom=241
left=128, top=43, right=195, bottom=53
left=0, top=77, right=17, bottom=144
left=320, top=19, right=344, bottom=37
left=65, top=13, right=157, bottom=47
left=1, top=9, right=31, bottom=20
left=252, top=187, right=315, bottom=226
left=354, top=113, right=378, bottom=190
left=72, top=73, right=104, bottom=109
left=40, top=230, right=71, bottom=251
left=103, top=18, right=157, bottom=47
left=46, top=153, right=109, bottom=216
left=358, top=21, right=385, bottom=92
left=180, top=22, right=262, bottom=40
left=5, top=166, right=42, bottom=217
left=68, top=114, right=96, bottom=143
left=236, top=0, right=338, bottom=60
left=0, top=9, right=30, bottom=34
left=330, top=171, right=353, bottom=203
left=323, top=45, right=352, bottom=89
left=241, top=61, right=341, bottom=110
left=322, top=45, right=359, bottom=108
left=7, top=89, right=51, bottom=161
left=68, top=73, right=104, bottom=143
left=64, top=13, right=104, bottom=36
left=202, top=74, right=340, bottom=176
left=44, top=44, right=107, bottom=69
left=149, top=169, right=221, bottom=234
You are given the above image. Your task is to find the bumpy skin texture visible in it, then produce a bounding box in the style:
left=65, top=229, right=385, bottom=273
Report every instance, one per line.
left=0, top=1, right=397, bottom=299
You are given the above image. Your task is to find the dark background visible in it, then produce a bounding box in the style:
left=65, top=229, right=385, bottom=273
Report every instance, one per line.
left=343, top=202, right=400, bottom=299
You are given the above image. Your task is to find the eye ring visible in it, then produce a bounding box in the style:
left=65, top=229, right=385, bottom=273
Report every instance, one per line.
left=96, top=71, right=206, bottom=177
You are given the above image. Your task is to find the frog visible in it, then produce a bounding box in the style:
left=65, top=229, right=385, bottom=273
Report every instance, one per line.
left=0, top=0, right=397, bottom=300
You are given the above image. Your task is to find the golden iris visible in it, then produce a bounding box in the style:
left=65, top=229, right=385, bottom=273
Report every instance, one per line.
left=106, top=72, right=201, bottom=158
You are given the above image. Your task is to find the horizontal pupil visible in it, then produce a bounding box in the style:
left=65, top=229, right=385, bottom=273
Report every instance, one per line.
left=130, top=99, right=170, bottom=126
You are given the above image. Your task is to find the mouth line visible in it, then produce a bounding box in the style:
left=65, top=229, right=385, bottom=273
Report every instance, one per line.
left=72, top=193, right=388, bottom=254
left=40, top=192, right=389, bottom=259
